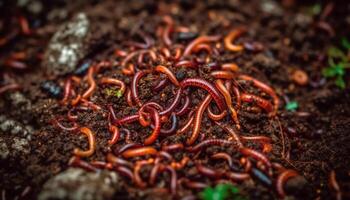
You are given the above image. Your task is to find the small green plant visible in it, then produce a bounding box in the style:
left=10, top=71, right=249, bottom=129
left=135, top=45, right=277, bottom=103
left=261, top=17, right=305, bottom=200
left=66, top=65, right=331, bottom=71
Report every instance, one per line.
left=200, top=184, right=245, bottom=200
left=285, top=101, right=299, bottom=112
left=322, top=37, right=350, bottom=89
left=104, top=88, right=123, bottom=98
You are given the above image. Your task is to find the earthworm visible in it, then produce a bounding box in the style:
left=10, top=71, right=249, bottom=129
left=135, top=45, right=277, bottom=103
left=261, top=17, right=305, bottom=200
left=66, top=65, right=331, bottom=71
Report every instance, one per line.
left=162, top=143, right=184, bottom=152
left=120, top=128, right=133, bottom=143
left=171, top=156, right=190, bottom=170
left=100, top=77, right=126, bottom=95
left=158, top=151, right=173, bottom=161
left=187, top=95, right=211, bottom=145
left=161, top=47, right=171, bottom=58
left=0, top=83, right=21, bottom=95
left=276, top=170, right=299, bottom=197
left=155, top=65, right=179, bottom=86
left=159, top=89, right=182, bottom=116
left=329, top=170, right=342, bottom=200
left=114, top=114, right=139, bottom=126
left=143, top=108, right=161, bottom=145
left=73, top=127, right=96, bottom=157
left=122, top=146, right=158, bottom=158
left=67, top=109, right=79, bottom=122
left=131, top=71, right=147, bottom=106
left=232, top=86, right=241, bottom=109
left=108, top=125, right=120, bottom=145
left=183, top=180, right=208, bottom=189
left=82, top=67, right=96, bottom=99
left=164, top=165, right=177, bottom=195
left=116, top=166, right=134, bottom=182
left=116, top=143, right=142, bottom=155
left=181, top=78, right=225, bottom=112
left=183, top=35, right=221, bottom=56
left=222, top=63, right=239, bottom=72
left=196, top=164, right=222, bottom=179
left=114, top=49, right=128, bottom=57
left=225, top=171, right=250, bottom=181
left=4, top=59, right=27, bottom=69
left=240, top=147, right=271, bottom=167
left=54, top=118, right=79, bottom=132
left=153, top=79, right=169, bottom=92
left=187, top=139, right=235, bottom=153
left=224, top=28, right=246, bottom=52
left=90, top=161, right=112, bottom=169
left=150, top=113, right=177, bottom=135
left=175, top=96, right=190, bottom=116
left=68, top=156, right=98, bottom=172
left=238, top=75, right=279, bottom=115
left=122, top=63, right=135, bottom=75
left=18, top=16, right=31, bottom=35
left=80, top=99, right=101, bottom=110
left=134, top=158, right=154, bottom=188
left=207, top=106, right=227, bottom=121
left=126, top=89, right=135, bottom=106
left=211, top=70, right=235, bottom=79
left=240, top=157, right=252, bottom=172
left=173, top=47, right=183, bottom=61
left=60, top=79, right=72, bottom=104
left=192, top=43, right=212, bottom=54
left=106, top=153, right=133, bottom=168
left=162, top=15, right=174, bottom=46
left=215, top=121, right=243, bottom=147
left=211, top=152, right=234, bottom=170
left=176, top=115, right=194, bottom=135
left=149, top=163, right=162, bottom=185
left=241, top=93, right=273, bottom=113
left=215, top=80, right=240, bottom=128
left=71, top=94, right=81, bottom=106
left=240, top=136, right=271, bottom=143
left=175, top=60, right=198, bottom=68
left=251, top=168, right=272, bottom=186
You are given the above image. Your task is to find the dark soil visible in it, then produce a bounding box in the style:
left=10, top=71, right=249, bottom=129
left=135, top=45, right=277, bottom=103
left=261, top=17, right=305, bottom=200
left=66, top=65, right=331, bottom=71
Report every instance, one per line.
left=1, top=0, right=350, bottom=199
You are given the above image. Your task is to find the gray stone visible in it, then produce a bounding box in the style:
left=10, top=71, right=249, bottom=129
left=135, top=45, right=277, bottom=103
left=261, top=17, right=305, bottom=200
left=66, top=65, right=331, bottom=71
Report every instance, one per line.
left=39, top=168, right=120, bottom=200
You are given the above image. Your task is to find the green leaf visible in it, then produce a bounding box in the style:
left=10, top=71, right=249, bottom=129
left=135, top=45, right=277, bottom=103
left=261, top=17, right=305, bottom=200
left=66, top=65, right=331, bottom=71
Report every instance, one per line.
left=327, top=47, right=346, bottom=59
left=200, top=184, right=243, bottom=200
left=310, top=4, right=322, bottom=15
left=115, top=90, right=123, bottom=98
left=341, top=37, right=350, bottom=50
left=322, top=64, right=345, bottom=78
left=335, top=76, right=346, bottom=89
left=285, top=101, right=299, bottom=112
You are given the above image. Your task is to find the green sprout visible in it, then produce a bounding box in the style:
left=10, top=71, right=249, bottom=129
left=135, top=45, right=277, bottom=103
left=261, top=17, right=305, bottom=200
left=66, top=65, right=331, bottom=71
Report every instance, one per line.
left=104, top=88, right=123, bottom=98
left=322, top=39, right=350, bottom=89
left=285, top=101, right=299, bottom=112
left=200, top=184, right=245, bottom=200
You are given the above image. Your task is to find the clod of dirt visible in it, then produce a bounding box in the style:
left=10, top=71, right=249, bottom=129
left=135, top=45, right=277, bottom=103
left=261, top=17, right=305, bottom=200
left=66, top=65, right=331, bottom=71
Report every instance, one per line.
left=43, top=13, right=91, bottom=76
left=0, top=115, right=33, bottom=138
left=38, top=168, right=120, bottom=200
left=285, top=176, right=311, bottom=198
left=0, top=138, right=9, bottom=159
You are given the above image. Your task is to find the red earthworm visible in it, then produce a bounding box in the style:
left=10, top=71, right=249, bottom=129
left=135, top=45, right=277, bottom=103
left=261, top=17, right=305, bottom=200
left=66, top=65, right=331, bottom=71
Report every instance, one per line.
left=60, top=79, right=72, bottom=104
left=175, top=96, right=190, bottom=116
left=222, top=63, right=239, bottom=72
left=144, top=108, right=161, bottom=145
left=71, top=94, right=81, bottom=106
left=0, top=83, right=21, bottom=95
left=4, top=59, right=27, bottom=69
left=276, top=170, right=298, bottom=197
left=176, top=114, right=194, bottom=135
left=329, top=170, right=342, bottom=200
left=225, top=171, right=250, bottom=181
left=68, top=156, right=98, bottom=172
left=122, top=63, right=135, bottom=75
left=211, top=152, right=234, bottom=170
left=100, top=77, right=126, bottom=95
left=131, top=71, right=147, bottom=106
left=171, top=156, right=190, bottom=170
left=153, top=79, right=169, bottom=92
left=187, top=94, right=211, bottom=145
left=240, top=136, right=271, bottom=143
left=116, top=166, right=134, bottom=182
left=240, top=157, right=252, bottom=172
left=115, top=143, right=142, bottom=155
left=94, top=61, right=112, bottom=73
left=183, top=35, right=221, bottom=56
left=164, top=165, right=177, bottom=195
left=240, top=147, right=271, bottom=167
left=238, top=75, right=279, bottom=115
left=114, top=49, right=128, bottom=57
left=196, top=164, right=222, bottom=178
left=241, top=93, right=273, bottom=113
left=183, top=180, right=208, bottom=189
left=18, top=16, right=31, bottom=35
left=82, top=67, right=96, bottom=99
left=215, top=80, right=240, bottom=128
left=120, top=128, right=133, bottom=143
left=215, top=121, right=242, bottom=146
left=161, top=48, right=171, bottom=59
left=134, top=158, right=154, bottom=188
left=122, top=146, right=158, bottom=158
left=192, top=43, right=212, bottom=54
left=158, top=151, right=173, bottom=161
left=151, top=113, right=177, bottom=135
left=175, top=60, right=197, bottom=68
left=162, top=15, right=174, bottom=46
left=67, top=109, right=78, bottom=122
left=187, top=139, right=236, bottom=153
left=106, top=153, right=133, bottom=168
left=155, top=65, right=179, bottom=86
left=74, top=127, right=96, bottom=157
left=207, top=106, right=227, bottom=121
left=159, top=89, right=182, bottom=116
left=90, top=161, right=112, bottom=169
left=108, top=125, right=120, bottom=145
left=149, top=163, right=162, bottom=185
left=224, top=28, right=246, bottom=52
left=80, top=99, right=101, bottom=110
left=114, top=114, right=139, bottom=126
left=162, top=143, right=184, bottom=152
left=211, top=70, right=235, bottom=79
left=173, top=47, right=183, bottom=61
left=54, top=118, right=78, bottom=132
left=180, top=78, right=225, bottom=111
left=232, top=86, right=241, bottom=109
left=125, top=89, right=135, bottom=107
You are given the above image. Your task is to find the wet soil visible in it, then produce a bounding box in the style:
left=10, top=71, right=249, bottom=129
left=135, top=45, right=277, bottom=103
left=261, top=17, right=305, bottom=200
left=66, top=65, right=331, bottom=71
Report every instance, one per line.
left=0, top=0, right=350, bottom=199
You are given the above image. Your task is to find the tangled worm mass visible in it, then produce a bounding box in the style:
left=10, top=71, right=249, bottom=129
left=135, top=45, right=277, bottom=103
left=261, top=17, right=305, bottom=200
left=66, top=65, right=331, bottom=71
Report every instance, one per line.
left=53, top=15, right=299, bottom=198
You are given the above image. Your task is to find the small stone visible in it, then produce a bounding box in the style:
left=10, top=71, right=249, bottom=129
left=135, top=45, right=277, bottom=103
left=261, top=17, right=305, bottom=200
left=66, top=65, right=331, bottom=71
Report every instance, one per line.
left=11, top=137, right=30, bottom=155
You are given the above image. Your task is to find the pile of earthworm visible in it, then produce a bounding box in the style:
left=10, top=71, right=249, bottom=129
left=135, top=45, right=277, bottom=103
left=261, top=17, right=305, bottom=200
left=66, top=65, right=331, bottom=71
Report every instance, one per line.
left=50, top=16, right=299, bottom=198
